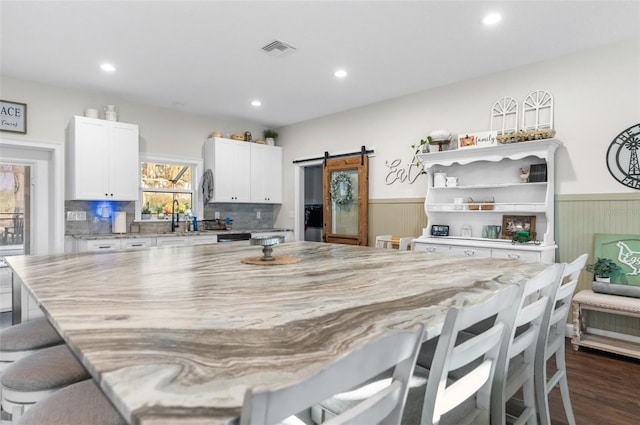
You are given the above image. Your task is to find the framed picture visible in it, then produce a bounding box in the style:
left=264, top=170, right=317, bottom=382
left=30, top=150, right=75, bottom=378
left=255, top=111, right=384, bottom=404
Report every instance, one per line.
left=0, top=100, right=27, bottom=134
left=502, top=215, right=536, bottom=240
left=528, top=163, right=547, bottom=183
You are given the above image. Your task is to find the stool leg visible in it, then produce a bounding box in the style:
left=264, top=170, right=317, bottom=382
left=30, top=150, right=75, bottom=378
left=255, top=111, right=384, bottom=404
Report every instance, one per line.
left=556, top=350, right=576, bottom=425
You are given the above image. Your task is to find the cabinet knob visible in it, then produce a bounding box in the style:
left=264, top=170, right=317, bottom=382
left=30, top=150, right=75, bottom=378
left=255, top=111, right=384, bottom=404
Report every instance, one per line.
left=508, top=253, right=521, bottom=259
left=464, top=250, right=475, bottom=256
left=427, top=247, right=436, bottom=252
left=105, top=193, right=108, bottom=197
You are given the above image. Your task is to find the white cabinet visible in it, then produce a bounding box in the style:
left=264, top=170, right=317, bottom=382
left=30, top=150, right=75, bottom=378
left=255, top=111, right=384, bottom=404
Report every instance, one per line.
left=250, top=144, right=283, bottom=203
left=412, top=139, right=561, bottom=263
left=191, top=235, right=218, bottom=245
left=75, top=238, right=155, bottom=252
left=67, top=116, right=139, bottom=200
left=203, top=137, right=251, bottom=202
left=203, top=138, right=283, bottom=204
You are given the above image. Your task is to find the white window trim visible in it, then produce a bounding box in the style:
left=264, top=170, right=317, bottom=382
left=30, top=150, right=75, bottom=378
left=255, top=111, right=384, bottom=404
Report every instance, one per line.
left=138, top=153, right=203, bottom=222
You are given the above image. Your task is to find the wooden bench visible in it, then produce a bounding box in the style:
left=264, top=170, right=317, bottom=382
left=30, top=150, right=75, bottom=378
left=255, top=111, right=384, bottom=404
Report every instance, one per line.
left=572, top=289, right=640, bottom=359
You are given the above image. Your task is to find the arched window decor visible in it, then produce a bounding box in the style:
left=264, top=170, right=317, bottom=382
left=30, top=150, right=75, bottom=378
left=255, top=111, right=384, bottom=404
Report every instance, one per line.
left=490, top=96, right=519, bottom=135
left=522, top=90, right=554, bottom=131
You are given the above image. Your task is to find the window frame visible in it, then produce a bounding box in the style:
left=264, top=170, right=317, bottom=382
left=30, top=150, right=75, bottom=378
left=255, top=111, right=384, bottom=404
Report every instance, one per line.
left=137, top=153, right=203, bottom=222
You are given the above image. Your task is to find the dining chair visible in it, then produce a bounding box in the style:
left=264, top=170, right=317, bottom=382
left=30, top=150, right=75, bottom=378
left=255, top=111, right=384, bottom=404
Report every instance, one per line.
left=240, top=325, right=424, bottom=425
left=14, top=379, right=127, bottom=425
left=535, top=254, right=588, bottom=425
left=417, top=284, right=520, bottom=425
left=375, top=235, right=393, bottom=248
left=490, top=263, right=565, bottom=425
left=1, top=344, right=90, bottom=421
left=314, top=285, right=520, bottom=425
left=398, top=237, right=413, bottom=251
left=0, top=318, right=63, bottom=373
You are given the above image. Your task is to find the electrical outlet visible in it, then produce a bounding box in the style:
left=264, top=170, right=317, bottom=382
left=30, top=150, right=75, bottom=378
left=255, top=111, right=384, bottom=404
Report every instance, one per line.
left=214, top=211, right=220, bottom=219
left=256, top=211, right=261, bottom=219
left=66, top=211, right=87, bottom=221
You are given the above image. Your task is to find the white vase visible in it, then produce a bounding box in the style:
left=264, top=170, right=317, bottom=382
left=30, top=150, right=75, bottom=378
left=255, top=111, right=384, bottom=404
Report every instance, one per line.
left=266, top=138, right=275, bottom=146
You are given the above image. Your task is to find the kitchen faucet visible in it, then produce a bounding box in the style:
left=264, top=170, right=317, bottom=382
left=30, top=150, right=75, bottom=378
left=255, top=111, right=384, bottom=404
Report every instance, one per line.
left=171, top=199, right=180, bottom=232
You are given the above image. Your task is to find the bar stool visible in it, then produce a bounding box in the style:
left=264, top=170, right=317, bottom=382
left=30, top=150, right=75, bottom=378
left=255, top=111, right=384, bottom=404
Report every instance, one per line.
left=1, top=344, right=90, bottom=421
left=0, top=318, right=63, bottom=372
left=15, top=379, right=127, bottom=425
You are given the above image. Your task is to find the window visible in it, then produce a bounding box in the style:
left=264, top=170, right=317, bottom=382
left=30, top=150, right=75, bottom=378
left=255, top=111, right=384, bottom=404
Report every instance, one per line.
left=139, top=154, right=201, bottom=221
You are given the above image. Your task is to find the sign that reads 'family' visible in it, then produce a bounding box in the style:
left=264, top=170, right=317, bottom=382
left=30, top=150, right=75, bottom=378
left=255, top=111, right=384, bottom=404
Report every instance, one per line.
left=458, top=131, right=497, bottom=149
left=1, top=100, right=27, bottom=134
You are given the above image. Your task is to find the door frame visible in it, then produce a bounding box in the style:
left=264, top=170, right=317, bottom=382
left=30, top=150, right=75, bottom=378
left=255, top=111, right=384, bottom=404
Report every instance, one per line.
left=0, top=137, right=65, bottom=255
left=294, top=159, right=324, bottom=242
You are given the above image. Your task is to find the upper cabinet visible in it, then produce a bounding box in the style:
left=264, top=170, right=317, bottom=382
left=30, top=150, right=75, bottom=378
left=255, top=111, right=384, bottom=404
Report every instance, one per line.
left=250, top=143, right=282, bottom=203
left=203, top=138, right=282, bottom=204
left=203, top=137, right=251, bottom=202
left=66, top=116, right=139, bottom=200
left=413, top=139, right=561, bottom=263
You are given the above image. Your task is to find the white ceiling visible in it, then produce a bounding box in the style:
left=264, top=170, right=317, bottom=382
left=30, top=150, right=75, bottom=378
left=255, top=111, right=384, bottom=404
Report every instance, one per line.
left=1, top=1, right=639, bottom=128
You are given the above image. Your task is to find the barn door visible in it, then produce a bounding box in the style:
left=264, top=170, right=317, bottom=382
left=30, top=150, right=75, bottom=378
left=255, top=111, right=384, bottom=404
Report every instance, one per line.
left=322, top=155, right=368, bottom=245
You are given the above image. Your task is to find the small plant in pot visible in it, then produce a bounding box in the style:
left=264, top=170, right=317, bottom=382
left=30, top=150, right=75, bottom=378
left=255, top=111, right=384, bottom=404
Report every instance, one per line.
left=141, top=203, right=152, bottom=220
left=263, top=129, right=278, bottom=146
left=585, top=258, right=621, bottom=282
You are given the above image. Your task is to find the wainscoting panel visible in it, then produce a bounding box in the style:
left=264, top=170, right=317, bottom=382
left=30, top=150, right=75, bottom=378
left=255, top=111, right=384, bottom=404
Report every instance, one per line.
left=369, top=194, right=639, bottom=335
left=556, top=193, right=640, bottom=334
left=368, top=198, right=427, bottom=246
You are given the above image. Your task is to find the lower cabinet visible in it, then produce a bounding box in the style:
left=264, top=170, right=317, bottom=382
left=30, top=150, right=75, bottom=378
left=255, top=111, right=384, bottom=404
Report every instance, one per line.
left=412, top=238, right=556, bottom=263
left=76, top=238, right=155, bottom=252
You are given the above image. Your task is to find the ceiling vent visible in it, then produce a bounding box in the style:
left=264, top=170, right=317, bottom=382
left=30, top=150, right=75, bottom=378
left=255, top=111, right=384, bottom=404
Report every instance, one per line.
left=261, top=40, right=296, bottom=57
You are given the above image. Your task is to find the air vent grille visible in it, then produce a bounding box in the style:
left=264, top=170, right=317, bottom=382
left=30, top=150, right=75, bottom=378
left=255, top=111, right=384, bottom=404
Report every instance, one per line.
left=261, top=40, right=296, bottom=57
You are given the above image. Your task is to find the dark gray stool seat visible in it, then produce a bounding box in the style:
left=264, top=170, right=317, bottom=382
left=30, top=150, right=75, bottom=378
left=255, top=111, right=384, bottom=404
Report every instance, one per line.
left=16, top=379, right=126, bottom=425
left=0, top=318, right=63, bottom=371
left=1, top=344, right=90, bottom=419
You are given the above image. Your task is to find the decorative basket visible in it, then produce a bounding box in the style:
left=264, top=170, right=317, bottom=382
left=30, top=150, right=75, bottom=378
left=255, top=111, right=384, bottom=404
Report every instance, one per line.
left=466, top=197, right=495, bottom=210
left=231, top=134, right=246, bottom=141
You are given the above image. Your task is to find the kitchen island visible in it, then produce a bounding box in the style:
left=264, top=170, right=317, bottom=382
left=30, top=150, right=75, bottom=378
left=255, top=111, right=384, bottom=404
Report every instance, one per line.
left=7, top=241, right=547, bottom=425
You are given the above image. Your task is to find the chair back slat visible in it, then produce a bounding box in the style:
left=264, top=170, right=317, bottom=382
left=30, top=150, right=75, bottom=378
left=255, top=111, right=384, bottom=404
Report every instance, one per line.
left=240, top=325, right=424, bottom=425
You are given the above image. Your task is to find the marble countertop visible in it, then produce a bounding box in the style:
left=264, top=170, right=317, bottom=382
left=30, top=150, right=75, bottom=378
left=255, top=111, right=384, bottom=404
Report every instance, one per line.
left=71, top=228, right=293, bottom=240
left=7, top=242, right=547, bottom=425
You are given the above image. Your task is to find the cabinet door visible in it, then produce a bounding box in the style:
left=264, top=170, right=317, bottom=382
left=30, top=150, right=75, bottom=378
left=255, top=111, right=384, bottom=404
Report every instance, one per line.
left=212, top=139, right=250, bottom=202
left=70, top=117, right=110, bottom=199
left=109, top=122, right=139, bottom=200
left=232, top=142, right=251, bottom=202
left=491, top=248, right=542, bottom=262
left=250, top=145, right=282, bottom=203
left=191, top=235, right=218, bottom=245
left=79, top=239, right=121, bottom=252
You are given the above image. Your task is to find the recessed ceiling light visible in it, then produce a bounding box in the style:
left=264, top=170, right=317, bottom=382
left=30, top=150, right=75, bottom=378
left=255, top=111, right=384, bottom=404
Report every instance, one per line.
left=100, top=63, right=116, bottom=72
left=251, top=100, right=262, bottom=107
left=334, top=69, right=347, bottom=79
left=482, top=13, right=502, bottom=25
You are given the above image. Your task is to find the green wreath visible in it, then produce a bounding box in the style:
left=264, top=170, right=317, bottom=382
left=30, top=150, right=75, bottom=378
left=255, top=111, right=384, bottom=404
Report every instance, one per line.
left=330, top=172, right=353, bottom=205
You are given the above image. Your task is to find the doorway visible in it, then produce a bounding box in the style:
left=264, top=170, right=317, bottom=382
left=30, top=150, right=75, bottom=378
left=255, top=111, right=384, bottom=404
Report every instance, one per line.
left=303, top=165, right=323, bottom=242
left=0, top=137, right=64, bottom=320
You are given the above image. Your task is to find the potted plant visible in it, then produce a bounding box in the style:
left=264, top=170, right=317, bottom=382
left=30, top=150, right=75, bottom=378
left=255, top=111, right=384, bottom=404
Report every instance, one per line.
left=263, top=129, right=278, bottom=146
left=586, top=258, right=621, bottom=282
left=141, top=202, right=152, bottom=220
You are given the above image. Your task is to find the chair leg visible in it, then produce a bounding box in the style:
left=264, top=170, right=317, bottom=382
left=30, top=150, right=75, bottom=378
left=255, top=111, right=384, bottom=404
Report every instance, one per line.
left=534, top=357, right=552, bottom=425
left=555, top=350, right=576, bottom=425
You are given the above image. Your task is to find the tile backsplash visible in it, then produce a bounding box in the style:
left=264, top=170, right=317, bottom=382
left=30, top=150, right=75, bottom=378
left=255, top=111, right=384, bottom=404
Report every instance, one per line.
left=65, top=201, right=277, bottom=236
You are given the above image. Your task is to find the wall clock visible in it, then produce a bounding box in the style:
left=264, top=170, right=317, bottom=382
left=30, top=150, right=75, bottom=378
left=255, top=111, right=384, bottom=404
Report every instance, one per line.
left=606, top=123, right=640, bottom=190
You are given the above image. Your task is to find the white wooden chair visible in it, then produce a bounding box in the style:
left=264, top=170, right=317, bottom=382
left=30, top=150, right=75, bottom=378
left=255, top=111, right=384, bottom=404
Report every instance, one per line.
left=490, top=263, right=565, bottom=425
left=398, top=237, right=413, bottom=251
left=419, top=284, right=520, bottom=425
left=535, top=254, right=588, bottom=425
left=240, top=325, right=424, bottom=425
left=375, top=235, right=393, bottom=249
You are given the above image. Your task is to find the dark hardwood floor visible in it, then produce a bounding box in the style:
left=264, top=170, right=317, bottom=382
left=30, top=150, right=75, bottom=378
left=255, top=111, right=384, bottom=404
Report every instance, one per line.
left=548, top=341, right=640, bottom=425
